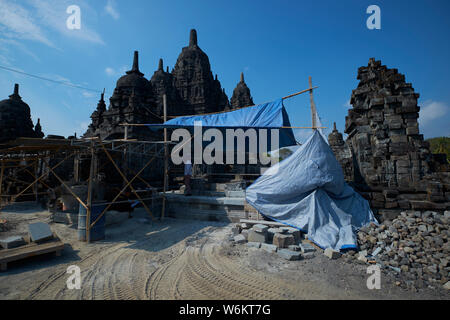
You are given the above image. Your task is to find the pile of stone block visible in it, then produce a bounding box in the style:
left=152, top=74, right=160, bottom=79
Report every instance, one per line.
left=344, top=210, right=450, bottom=290
left=231, top=222, right=316, bottom=261
left=329, top=58, right=449, bottom=220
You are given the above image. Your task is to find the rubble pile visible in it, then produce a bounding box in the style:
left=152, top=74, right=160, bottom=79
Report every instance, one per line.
left=348, top=210, right=450, bottom=290
left=231, top=222, right=316, bottom=261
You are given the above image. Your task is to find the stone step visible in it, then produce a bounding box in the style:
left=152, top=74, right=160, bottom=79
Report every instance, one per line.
left=164, top=193, right=245, bottom=206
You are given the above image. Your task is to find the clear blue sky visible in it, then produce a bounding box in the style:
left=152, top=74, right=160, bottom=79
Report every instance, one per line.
left=0, top=0, right=449, bottom=141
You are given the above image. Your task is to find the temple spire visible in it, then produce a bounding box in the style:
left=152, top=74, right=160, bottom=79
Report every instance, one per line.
left=189, top=29, right=197, bottom=47
left=158, top=58, right=164, bottom=71
left=127, top=51, right=144, bottom=76
left=9, top=83, right=21, bottom=100
left=240, top=72, right=244, bottom=83
left=333, top=122, right=337, bottom=131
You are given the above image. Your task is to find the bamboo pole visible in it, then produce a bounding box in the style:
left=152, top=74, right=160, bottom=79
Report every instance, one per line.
left=11, top=152, right=75, bottom=203
left=309, top=76, right=318, bottom=130
left=161, top=94, right=168, bottom=220
left=99, top=140, right=155, bottom=221
left=42, top=158, right=88, bottom=210
left=90, top=152, right=160, bottom=229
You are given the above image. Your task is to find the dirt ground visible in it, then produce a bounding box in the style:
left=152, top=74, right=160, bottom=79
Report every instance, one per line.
left=0, top=206, right=449, bottom=300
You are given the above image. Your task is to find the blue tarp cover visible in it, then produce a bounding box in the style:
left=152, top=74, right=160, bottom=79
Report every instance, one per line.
left=245, top=130, right=377, bottom=251
left=147, top=98, right=297, bottom=147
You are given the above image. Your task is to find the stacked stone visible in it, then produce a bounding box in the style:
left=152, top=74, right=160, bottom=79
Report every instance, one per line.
left=231, top=223, right=312, bottom=261
left=348, top=210, right=450, bottom=290
left=0, top=84, right=42, bottom=143
left=338, top=58, right=449, bottom=218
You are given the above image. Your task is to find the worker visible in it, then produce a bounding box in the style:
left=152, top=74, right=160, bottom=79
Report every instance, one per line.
left=184, top=157, right=192, bottom=196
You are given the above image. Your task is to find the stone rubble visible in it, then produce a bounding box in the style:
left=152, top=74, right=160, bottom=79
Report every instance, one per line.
left=346, top=210, right=450, bottom=290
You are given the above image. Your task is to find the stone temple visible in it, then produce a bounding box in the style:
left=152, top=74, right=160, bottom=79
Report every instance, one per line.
left=84, top=29, right=253, bottom=140
left=0, top=84, right=44, bottom=143
left=329, top=58, right=449, bottom=219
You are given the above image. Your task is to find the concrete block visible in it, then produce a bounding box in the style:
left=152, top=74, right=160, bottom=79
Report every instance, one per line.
left=300, top=243, right=316, bottom=253
left=252, top=224, right=269, bottom=233
left=324, top=248, right=342, bottom=260
left=278, top=249, right=302, bottom=261
left=234, top=234, right=247, bottom=244
left=246, top=242, right=261, bottom=249
left=28, top=222, right=53, bottom=242
left=273, top=233, right=295, bottom=248
left=0, top=236, right=26, bottom=249
left=261, top=243, right=278, bottom=253
left=247, top=229, right=268, bottom=243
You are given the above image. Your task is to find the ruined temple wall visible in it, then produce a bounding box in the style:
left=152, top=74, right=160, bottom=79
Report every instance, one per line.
left=331, top=58, right=449, bottom=220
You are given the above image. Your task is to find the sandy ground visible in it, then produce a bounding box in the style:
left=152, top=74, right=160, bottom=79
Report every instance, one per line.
left=0, top=206, right=449, bottom=300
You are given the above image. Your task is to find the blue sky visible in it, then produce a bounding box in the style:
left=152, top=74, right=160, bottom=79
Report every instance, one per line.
left=0, top=0, right=449, bottom=141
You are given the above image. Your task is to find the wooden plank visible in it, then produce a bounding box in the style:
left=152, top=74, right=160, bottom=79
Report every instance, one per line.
left=0, top=239, right=64, bottom=269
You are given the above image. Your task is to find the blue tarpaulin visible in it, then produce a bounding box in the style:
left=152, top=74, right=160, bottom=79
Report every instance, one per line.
left=147, top=99, right=297, bottom=148
left=246, top=130, right=377, bottom=251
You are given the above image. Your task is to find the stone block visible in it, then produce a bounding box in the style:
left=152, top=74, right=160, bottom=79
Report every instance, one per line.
left=324, top=248, right=342, bottom=260
left=283, top=227, right=301, bottom=243
left=0, top=236, right=26, bottom=249
left=231, top=226, right=241, bottom=236
left=247, top=229, right=268, bottom=243
left=278, top=249, right=302, bottom=261
left=303, top=252, right=315, bottom=259
left=273, top=233, right=295, bottom=248
left=252, top=224, right=269, bottom=233
left=246, top=242, right=261, bottom=249
left=234, top=234, right=246, bottom=244
left=288, top=245, right=301, bottom=252
left=28, top=222, right=53, bottom=242
left=241, top=229, right=249, bottom=240
left=261, top=243, right=277, bottom=253
left=300, top=243, right=316, bottom=253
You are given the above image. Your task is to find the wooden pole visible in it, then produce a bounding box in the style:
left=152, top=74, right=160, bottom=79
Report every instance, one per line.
left=161, top=94, right=168, bottom=220
left=309, top=76, right=318, bottom=130
left=86, top=140, right=96, bottom=243
left=0, top=163, right=4, bottom=208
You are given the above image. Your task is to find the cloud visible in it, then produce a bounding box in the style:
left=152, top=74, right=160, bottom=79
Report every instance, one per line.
left=0, top=0, right=105, bottom=50
left=105, top=0, right=120, bottom=20
left=419, top=100, right=450, bottom=138
left=419, top=100, right=448, bottom=126
left=82, top=91, right=95, bottom=98
left=0, top=0, right=55, bottom=47
left=105, top=67, right=115, bottom=76
left=343, top=99, right=351, bottom=108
